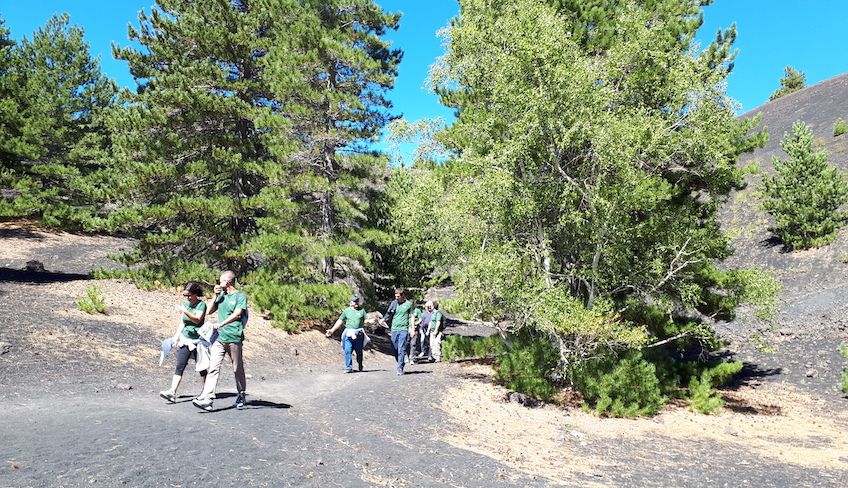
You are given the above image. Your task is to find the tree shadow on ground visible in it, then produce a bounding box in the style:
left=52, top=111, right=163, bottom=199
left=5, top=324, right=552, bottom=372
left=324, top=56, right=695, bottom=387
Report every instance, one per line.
left=719, top=362, right=785, bottom=415
left=0, top=267, right=89, bottom=283
left=0, top=225, right=47, bottom=239
left=759, top=235, right=791, bottom=253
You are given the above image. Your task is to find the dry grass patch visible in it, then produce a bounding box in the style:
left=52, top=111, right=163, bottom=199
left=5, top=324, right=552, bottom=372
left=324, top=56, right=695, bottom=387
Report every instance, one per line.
left=436, top=365, right=848, bottom=482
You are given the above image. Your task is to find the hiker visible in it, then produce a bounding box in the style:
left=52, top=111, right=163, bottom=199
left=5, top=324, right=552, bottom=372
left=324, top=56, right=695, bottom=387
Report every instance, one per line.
left=384, top=288, right=415, bottom=375
left=193, top=270, right=249, bottom=411
left=414, top=301, right=434, bottom=361
left=325, top=295, right=368, bottom=373
left=428, top=300, right=445, bottom=362
left=159, top=282, right=208, bottom=403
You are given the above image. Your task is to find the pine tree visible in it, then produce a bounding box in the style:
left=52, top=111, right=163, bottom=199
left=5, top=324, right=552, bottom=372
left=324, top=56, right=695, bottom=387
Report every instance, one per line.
left=0, top=14, right=117, bottom=227
left=769, top=65, right=806, bottom=101
left=762, top=121, right=848, bottom=250
left=103, top=0, right=400, bottom=327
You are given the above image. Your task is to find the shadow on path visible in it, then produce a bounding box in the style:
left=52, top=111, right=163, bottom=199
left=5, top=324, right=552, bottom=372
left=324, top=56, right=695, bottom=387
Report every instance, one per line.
left=0, top=267, right=89, bottom=283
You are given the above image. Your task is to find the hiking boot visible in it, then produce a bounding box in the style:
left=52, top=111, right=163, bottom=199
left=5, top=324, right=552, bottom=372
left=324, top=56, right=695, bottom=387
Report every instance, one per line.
left=192, top=397, right=213, bottom=411
left=234, top=392, right=246, bottom=410
left=159, top=390, right=176, bottom=403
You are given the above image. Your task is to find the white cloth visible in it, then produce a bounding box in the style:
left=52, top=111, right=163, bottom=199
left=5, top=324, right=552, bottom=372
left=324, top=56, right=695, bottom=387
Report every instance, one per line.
left=342, top=327, right=371, bottom=347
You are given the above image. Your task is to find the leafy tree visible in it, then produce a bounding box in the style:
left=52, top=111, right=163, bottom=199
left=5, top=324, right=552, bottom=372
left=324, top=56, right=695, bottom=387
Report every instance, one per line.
left=769, top=65, right=806, bottom=101
left=413, top=0, right=773, bottom=403
left=0, top=14, right=116, bottom=226
left=101, top=0, right=400, bottom=328
left=762, top=121, right=848, bottom=250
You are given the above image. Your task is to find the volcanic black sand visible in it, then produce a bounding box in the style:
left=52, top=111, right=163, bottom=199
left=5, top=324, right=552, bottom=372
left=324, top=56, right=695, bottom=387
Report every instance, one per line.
left=1, top=221, right=847, bottom=487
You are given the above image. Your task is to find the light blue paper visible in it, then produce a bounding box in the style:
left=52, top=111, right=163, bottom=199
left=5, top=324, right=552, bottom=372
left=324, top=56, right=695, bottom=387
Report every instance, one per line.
left=159, top=337, right=174, bottom=366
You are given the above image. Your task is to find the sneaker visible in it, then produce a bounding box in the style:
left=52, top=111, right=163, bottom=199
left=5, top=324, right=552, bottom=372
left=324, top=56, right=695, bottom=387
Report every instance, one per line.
left=344, top=368, right=353, bottom=373
left=234, top=393, right=246, bottom=410
left=192, top=397, right=213, bottom=411
left=159, top=390, right=176, bottom=403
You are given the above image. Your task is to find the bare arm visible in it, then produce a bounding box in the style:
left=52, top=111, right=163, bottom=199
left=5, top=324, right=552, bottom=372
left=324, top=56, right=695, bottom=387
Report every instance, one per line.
left=325, top=317, right=345, bottom=337
left=212, top=308, right=243, bottom=330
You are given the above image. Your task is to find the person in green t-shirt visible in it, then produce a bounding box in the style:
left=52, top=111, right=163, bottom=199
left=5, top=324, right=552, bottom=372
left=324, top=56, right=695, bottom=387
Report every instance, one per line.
left=384, top=288, right=415, bottom=375
left=193, top=270, right=249, bottom=411
left=325, top=295, right=368, bottom=372
left=159, top=282, right=208, bottom=403
left=428, top=300, right=445, bottom=362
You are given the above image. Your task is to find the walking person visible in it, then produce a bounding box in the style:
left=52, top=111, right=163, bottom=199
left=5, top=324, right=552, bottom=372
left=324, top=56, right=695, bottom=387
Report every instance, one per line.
left=428, top=300, right=445, bottom=362
left=415, top=301, right=434, bottom=361
left=159, top=282, right=208, bottom=403
left=384, top=288, right=415, bottom=375
left=325, top=295, right=368, bottom=373
left=193, top=270, right=249, bottom=411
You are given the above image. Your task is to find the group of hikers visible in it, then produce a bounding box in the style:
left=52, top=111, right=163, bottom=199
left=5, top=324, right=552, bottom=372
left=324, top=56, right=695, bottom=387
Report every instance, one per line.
left=327, top=287, right=445, bottom=376
left=160, top=274, right=445, bottom=410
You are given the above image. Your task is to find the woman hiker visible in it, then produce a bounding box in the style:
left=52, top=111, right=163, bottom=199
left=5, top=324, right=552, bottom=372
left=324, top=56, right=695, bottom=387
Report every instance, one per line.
left=159, top=282, right=208, bottom=403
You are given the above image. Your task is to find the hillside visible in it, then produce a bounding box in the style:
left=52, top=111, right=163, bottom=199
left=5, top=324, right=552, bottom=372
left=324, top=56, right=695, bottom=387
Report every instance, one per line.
left=718, top=72, right=848, bottom=400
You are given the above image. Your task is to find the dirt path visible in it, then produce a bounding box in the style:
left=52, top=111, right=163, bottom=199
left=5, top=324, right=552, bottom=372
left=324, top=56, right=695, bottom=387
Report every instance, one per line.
left=1, top=221, right=847, bottom=487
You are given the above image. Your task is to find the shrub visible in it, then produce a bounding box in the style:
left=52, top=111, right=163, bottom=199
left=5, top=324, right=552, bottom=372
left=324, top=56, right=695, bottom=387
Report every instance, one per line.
left=441, top=335, right=505, bottom=362
left=688, top=361, right=743, bottom=414
left=575, top=352, right=666, bottom=417
left=77, top=284, right=106, bottom=314
left=834, top=118, right=848, bottom=137
left=494, top=334, right=559, bottom=401
left=840, top=344, right=848, bottom=395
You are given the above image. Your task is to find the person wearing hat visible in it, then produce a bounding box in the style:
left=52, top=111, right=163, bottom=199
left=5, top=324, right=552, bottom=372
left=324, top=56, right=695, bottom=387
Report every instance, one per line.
left=326, top=295, right=368, bottom=373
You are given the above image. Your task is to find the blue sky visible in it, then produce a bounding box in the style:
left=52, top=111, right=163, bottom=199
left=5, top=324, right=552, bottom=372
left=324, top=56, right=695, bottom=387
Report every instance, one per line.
left=2, top=0, right=846, bottom=125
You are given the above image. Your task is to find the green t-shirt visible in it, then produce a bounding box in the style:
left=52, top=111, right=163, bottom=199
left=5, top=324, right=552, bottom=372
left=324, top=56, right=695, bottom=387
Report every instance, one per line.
left=339, top=306, right=366, bottom=329
left=391, top=299, right=414, bottom=331
left=181, top=300, right=207, bottom=339
left=429, top=310, right=443, bottom=332
left=217, top=290, right=248, bottom=344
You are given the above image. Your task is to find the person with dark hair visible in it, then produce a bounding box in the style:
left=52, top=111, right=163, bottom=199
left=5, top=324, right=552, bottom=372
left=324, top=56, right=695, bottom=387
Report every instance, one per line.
left=193, top=270, right=249, bottom=411
left=384, top=288, right=415, bottom=375
left=159, top=282, right=207, bottom=403
left=325, top=295, right=368, bottom=373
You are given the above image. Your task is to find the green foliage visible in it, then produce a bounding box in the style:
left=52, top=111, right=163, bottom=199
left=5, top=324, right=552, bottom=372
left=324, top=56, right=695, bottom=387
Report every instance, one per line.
left=494, top=333, right=559, bottom=402
left=833, top=118, right=848, bottom=137
left=840, top=344, right=848, bottom=395
left=769, top=66, right=806, bottom=101
left=79, top=1, right=400, bottom=326
left=575, top=352, right=666, bottom=417
left=762, top=121, right=848, bottom=250
left=245, top=273, right=350, bottom=333
left=0, top=13, right=116, bottom=227
left=76, top=284, right=106, bottom=314
left=441, top=335, right=506, bottom=362
left=688, top=360, right=743, bottom=414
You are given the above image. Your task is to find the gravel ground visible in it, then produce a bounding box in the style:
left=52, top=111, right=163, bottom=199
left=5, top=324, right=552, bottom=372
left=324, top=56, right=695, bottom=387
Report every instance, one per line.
left=1, top=221, right=847, bottom=487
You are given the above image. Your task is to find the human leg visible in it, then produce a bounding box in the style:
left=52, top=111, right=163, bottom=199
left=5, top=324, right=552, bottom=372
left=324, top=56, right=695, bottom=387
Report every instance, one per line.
left=161, top=346, right=192, bottom=402
left=352, top=333, right=364, bottom=371
left=224, top=342, right=247, bottom=409
left=342, top=334, right=354, bottom=371
left=195, top=342, right=226, bottom=405
left=391, top=331, right=408, bottom=374
left=227, top=342, right=247, bottom=394
left=431, top=331, right=442, bottom=361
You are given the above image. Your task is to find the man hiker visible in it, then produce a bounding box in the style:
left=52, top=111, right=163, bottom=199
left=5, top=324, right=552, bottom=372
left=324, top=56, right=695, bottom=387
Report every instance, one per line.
left=193, top=270, right=249, bottom=411
left=326, top=295, right=368, bottom=373
left=384, top=288, right=415, bottom=375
